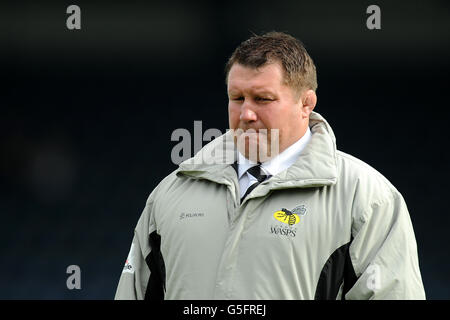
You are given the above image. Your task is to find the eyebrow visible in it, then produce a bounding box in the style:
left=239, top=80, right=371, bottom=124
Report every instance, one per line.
left=228, top=89, right=277, bottom=96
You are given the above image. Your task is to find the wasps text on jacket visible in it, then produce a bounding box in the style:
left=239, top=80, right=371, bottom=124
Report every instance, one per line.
left=270, top=225, right=297, bottom=237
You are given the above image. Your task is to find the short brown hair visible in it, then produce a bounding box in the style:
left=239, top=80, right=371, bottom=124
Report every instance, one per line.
left=225, top=31, right=317, bottom=95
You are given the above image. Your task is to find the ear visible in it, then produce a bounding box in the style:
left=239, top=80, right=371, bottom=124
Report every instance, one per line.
left=301, top=90, right=317, bottom=119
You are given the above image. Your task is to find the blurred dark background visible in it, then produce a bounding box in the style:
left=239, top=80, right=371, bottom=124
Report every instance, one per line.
left=1, top=0, right=449, bottom=299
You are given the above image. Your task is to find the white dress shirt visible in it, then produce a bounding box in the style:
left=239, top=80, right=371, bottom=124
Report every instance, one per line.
left=237, top=127, right=312, bottom=198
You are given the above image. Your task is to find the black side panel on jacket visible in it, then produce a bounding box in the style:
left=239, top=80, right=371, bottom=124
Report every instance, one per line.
left=314, top=241, right=358, bottom=300
left=144, top=231, right=166, bottom=300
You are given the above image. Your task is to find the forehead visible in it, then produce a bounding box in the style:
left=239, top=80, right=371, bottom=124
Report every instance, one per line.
left=227, top=63, right=285, bottom=93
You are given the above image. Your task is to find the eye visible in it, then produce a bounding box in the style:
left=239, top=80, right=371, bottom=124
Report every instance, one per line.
left=231, top=96, right=244, bottom=101
left=255, top=97, right=273, bottom=102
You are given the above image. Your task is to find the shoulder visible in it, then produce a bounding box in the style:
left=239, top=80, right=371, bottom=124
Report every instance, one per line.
left=144, top=169, right=182, bottom=206
left=335, top=150, right=402, bottom=210
left=136, top=169, right=187, bottom=227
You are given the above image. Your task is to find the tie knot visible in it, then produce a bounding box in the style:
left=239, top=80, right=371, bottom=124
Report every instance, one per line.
left=246, top=164, right=269, bottom=183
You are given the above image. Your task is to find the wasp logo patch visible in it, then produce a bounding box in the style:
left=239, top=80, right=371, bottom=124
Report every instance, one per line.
left=270, top=205, right=307, bottom=238
left=273, top=205, right=306, bottom=226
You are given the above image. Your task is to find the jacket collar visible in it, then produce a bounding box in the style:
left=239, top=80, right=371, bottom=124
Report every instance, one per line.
left=177, top=111, right=338, bottom=189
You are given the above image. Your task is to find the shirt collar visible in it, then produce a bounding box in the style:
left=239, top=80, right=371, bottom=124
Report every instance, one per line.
left=237, top=152, right=258, bottom=179
left=237, top=126, right=312, bottom=178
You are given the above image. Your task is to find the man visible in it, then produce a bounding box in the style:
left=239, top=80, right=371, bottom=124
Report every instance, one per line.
left=115, top=31, right=425, bottom=299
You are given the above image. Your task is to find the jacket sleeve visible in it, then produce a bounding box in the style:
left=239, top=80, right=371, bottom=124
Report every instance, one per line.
left=344, top=190, right=426, bottom=299
left=114, top=194, right=158, bottom=300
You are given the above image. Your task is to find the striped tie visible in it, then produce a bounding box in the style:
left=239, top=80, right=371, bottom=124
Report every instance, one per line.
left=241, top=164, right=271, bottom=203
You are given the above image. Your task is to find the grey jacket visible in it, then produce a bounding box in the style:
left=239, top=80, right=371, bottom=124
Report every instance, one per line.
left=115, top=111, right=425, bottom=300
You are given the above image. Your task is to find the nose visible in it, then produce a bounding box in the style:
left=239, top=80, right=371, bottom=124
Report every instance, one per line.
left=240, top=102, right=257, bottom=122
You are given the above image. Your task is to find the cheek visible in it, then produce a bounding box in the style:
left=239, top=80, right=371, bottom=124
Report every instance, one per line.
left=258, top=108, right=281, bottom=129
left=228, top=104, right=240, bottom=128
left=259, top=107, right=291, bottom=137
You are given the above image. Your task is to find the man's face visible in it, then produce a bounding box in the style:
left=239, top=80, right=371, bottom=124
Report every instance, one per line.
left=227, top=62, right=310, bottom=162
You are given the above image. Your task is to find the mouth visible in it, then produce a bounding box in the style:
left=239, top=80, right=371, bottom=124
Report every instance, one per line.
left=233, top=129, right=277, bottom=162
left=237, top=127, right=268, bottom=134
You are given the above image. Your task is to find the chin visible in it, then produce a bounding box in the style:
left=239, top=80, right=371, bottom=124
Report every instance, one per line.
left=235, top=135, right=274, bottom=163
